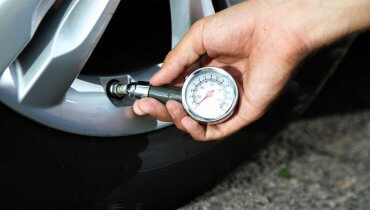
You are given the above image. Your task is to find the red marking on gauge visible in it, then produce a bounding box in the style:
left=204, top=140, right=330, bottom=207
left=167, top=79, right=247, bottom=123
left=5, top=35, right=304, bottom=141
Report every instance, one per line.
left=197, top=90, right=214, bottom=105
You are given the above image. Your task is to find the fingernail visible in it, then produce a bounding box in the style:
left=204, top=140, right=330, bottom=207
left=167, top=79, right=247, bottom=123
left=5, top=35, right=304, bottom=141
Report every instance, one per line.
left=166, top=101, right=176, bottom=119
left=138, top=101, right=148, bottom=113
left=169, top=111, right=175, bottom=119
left=168, top=106, right=175, bottom=119
left=181, top=117, right=190, bottom=128
left=135, top=101, right=147, bottom=115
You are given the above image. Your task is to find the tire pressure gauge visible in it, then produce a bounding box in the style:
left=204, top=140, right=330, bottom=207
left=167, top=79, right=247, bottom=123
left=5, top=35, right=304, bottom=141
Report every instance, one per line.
left=181, top=67, right=238, bottom=123
left=108, top=67, right=239, bottom=124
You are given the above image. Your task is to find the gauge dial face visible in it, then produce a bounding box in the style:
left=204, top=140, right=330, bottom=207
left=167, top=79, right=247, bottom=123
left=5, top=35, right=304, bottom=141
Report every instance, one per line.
left=182, top=67, right=238, bottom=123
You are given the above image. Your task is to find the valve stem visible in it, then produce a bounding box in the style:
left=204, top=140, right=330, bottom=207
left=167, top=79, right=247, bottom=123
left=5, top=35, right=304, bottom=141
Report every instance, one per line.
left=109, top=82, right=128, bottom=98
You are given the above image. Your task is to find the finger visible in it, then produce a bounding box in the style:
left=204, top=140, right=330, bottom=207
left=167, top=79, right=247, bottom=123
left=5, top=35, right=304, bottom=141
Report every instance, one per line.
left=150, top=19, right=207, bottom=86
left=135, top=98, right=172, bottom=122
left=166, top=100, right=187, bottom=131
left=181, top=116, right=207, bottom=141
left=171, top=60, right=202, bottom=87
left=181, top=117, right=225, bottom=141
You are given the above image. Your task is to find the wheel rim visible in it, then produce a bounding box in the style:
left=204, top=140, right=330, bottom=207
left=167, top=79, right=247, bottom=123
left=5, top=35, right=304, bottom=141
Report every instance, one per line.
left=0, top=0, right=216, bottom=136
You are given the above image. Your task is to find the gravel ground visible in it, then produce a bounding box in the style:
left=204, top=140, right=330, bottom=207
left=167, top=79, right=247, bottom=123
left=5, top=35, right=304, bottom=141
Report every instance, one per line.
left=180, top=112, right=370, bottom=209
left=180, top=33, right=370, bottom=209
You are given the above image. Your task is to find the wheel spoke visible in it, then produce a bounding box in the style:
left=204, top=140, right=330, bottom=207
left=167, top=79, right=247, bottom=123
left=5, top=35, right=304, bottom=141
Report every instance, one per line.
left=169, top=0, right=215, bottom=48
left=14, top=0, right=120, bottom=106
left=0, top=0, right=56, bottom=75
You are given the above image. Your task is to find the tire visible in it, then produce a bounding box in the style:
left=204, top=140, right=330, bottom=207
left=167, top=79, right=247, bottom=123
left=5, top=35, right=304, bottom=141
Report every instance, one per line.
left=0, top=36, right=354, bottom=210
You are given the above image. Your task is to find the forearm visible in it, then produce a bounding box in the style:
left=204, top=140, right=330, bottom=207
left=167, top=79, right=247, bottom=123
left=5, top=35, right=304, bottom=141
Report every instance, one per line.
left=249, top=0, right=370, bottom=51
left=293, top=0, right=370, bottom=49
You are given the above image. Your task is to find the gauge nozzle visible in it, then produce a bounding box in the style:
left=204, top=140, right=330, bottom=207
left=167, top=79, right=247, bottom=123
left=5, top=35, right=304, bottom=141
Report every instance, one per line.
left=108, top=81, right=151, bottom=99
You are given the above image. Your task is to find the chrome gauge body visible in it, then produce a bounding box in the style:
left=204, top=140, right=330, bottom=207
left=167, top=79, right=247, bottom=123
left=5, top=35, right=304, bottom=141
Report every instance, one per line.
left=182, top=67, right=238, bottom=123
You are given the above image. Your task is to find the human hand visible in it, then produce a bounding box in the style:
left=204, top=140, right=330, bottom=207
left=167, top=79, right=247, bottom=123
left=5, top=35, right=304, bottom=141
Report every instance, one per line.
left=133, top=0, right=370, bottom=141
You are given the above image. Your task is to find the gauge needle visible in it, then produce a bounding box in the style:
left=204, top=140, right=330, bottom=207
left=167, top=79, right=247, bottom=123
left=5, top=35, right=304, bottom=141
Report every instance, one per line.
left=197, top=90, right=214, bottom=105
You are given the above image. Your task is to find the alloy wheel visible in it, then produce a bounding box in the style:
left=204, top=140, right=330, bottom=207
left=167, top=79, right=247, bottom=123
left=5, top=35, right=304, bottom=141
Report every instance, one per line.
left=0, top=0, right=243, bottom=136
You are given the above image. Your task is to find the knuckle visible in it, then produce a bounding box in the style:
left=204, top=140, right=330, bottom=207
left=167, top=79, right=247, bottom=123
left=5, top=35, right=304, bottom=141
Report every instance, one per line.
left=191, top=18, right=206, bottom=32
left=164, top=50, right=175, bottom=62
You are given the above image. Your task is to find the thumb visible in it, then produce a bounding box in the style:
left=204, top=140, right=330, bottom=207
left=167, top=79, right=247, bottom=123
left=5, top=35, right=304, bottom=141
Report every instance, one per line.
left=150, top=19, right=207, bottom=86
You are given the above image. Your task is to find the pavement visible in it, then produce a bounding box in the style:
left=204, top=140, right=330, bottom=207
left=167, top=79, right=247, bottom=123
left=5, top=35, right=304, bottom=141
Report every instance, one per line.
left=180, top=34, right=370, bottom=209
